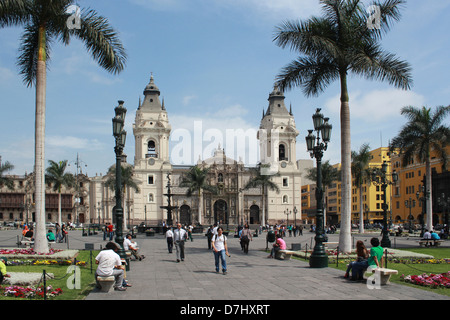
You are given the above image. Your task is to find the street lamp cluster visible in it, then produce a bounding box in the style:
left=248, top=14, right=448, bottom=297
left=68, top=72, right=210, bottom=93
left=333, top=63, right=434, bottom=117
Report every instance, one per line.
left=305, top=108, right=332, bottom=268
left=112, top=100, right=127, bottom=260
left=370, top=161, right=398, bottom=248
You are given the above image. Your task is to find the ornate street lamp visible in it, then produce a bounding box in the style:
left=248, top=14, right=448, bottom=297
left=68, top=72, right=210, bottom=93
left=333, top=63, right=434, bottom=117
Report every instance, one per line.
left=112, top=100, right=127, bottom=260
left=371, top=161, right=398, bottom=248
left=437, top=193, right=450, bottom=233
left=305, top=108, right=332, bottom=268
left=405, top=197, right=416, bottom=233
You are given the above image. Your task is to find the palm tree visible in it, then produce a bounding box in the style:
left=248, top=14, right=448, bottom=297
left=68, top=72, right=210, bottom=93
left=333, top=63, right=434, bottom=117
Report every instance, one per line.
left=351, top=143, right=372, bottom=233
left=390, top=106, right=450, bottom=230
left=0, top=0, right=126, bottom=253
left=272, top=0, right=412, bottom=252
left=106, top=164, right=140, bottom=230
left=0, top=160, right=15, bottom=190
left=179, top=166, right=218, bottom=225
left=45, top=160, right=75, bottom=227
left=242, top=163, right=280, bottom=226
left=306, top=160, right=340, bottom=229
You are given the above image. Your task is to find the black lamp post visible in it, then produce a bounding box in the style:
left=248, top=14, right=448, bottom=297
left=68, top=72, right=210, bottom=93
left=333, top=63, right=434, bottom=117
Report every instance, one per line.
left=371, top=161, right=398, bottom=248
left=305, top=108, right=332, bottom=268
left=437, top=193, right=450, bottom=233
left=112, top=100, right=127, bottom=260
left=405, top=197, right=415, bottom=233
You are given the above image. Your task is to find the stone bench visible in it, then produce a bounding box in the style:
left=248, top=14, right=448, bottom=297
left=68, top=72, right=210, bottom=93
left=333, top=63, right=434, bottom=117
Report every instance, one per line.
left=418, top=240, right=444, bottom=247
left=370, top=268, right=398, bottom=285
left=275, top=250, right=295, bottom=260
left=96, top=275, right=116, bottom=293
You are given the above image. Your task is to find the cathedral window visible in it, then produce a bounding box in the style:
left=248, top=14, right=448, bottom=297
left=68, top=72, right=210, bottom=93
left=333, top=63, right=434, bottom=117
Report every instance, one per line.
left=148, top=175, right=154, bottom=185
left=147, top=140, right=157, bottom=158
left=148, top=193, right=154, bottom=202
left=279, top=144, right=287, bottom=161
left=282, top=195, right=289, bottom=204
left=218, top=173, right=223, bottom=183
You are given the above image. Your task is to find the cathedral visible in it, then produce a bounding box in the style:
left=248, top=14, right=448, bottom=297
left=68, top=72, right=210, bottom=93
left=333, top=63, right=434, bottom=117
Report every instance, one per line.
left=89, top=75, right=306, bottom=227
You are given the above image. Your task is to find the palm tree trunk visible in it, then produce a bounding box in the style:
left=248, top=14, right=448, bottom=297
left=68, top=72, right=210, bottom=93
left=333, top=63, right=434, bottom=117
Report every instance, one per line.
left=261, top=186, right=266, bottom=226
left=338, top=72, right=352, bottom=253
left=58, top=192, right=62, bottom=227
left=426, top=157, right=433, bottom=229
left=359, top=185, right=364, bottom=233
left=198, top=188, right=202, bottom=225
left=34, top=25, right=48, bottom=253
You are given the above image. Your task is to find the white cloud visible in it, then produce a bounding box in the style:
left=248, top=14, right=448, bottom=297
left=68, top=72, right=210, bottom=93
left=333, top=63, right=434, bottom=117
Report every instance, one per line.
left=47, top=136, right=104, bottom=150
left=182, top=95, right=197, bottom=106
left=324, top=89, right=426, bottom=122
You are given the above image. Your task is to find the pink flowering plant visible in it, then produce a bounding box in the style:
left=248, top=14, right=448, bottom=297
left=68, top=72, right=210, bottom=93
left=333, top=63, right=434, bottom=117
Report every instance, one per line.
left=400, top=272, right=450, bottom=289
left=1, top=285, right=63, bottom=299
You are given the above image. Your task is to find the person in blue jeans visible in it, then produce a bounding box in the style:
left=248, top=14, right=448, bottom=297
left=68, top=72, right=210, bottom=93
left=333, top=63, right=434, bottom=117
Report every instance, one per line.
left=211, top=226, right=230, bottom=275
left=351, top=237, right=384, bottom=281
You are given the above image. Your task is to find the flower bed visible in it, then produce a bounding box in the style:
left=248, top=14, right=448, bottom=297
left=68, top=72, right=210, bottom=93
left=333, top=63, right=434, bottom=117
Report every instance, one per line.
left=0, top=248, right=62, bottom=255
left=1, top=285, right=63, bottom=299
left=400, top=272, right=450, bottom=289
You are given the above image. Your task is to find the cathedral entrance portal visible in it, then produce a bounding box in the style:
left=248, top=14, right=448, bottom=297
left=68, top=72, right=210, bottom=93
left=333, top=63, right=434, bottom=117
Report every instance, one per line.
left=249, top=205, right=260, bottom=224
left=214, top=200, right=228, bottom=225
left=180, top=205, right=191, bottom=226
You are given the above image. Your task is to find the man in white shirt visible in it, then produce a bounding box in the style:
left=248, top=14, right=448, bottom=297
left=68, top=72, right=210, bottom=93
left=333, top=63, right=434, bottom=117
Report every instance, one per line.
left=173, top=223, right=187, bottom=262
left=95, top=242, right=126, bottom=291
left=423, top=229, right=432, bottom=239
left=124, top=234, right=145, bottom=261
left=165, top=227, right=174, bottom=253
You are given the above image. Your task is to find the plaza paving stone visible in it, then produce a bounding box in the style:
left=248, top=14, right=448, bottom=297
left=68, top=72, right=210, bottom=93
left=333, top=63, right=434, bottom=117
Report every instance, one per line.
left=1, top=228, right=449, bottom=302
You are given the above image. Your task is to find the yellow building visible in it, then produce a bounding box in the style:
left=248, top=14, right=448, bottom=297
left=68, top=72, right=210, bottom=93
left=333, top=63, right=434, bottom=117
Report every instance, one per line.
left=322, top=147, right=394, bottom=227
left=390, top=145, right=450, bottom=226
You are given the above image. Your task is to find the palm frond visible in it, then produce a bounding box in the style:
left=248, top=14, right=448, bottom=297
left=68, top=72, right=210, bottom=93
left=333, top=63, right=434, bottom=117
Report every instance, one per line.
left=71, top=8, right=127, bottom=75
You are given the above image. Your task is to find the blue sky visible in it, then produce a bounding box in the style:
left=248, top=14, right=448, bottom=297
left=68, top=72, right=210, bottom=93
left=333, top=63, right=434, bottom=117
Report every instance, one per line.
left=0, top=0, right=449, bottom=176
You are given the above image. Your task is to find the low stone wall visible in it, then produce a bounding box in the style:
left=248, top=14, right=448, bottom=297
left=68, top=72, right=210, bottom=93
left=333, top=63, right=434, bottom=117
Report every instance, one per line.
left=3, top=272, right=55, bottom=286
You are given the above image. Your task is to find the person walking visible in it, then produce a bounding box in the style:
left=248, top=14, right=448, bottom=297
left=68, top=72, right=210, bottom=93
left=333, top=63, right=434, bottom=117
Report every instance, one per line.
left=166, top=226, right=174, bottom=253
left=211, top=226, right=230, bottom=274
left=206, top=225, right=213, bottom=250
left=173, top=223, right=188, bottom=262
left=240, top=224, right=253, bottom=254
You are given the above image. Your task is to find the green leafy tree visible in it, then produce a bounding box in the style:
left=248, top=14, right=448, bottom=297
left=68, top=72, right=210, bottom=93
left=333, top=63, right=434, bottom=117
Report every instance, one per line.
left=272, top=0, right=412, bottom=252
left=242, top=163, right=280, bottom=226
left=45, top=160, right=74, bottom=226
left=179, top=166, right=218, bottom=225
left=391, top=106, right=450, bottom=229
left=306, top=160, right=340, bottom=228
left=106, top=164, right=140, bottom=230
left=0, top=0, right=127, bottom=253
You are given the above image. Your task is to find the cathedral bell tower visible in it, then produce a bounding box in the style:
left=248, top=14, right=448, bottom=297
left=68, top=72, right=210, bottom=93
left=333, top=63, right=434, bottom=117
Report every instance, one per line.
left=257, top=85, right=301, bottom=225
left=132, top=75, right=173, bottom=224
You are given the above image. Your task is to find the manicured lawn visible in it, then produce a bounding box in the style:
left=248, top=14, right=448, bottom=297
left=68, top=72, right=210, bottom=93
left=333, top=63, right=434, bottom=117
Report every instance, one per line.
left=329, top=247, right=450, bottom=297
left=0, top=250, right=99, bottom=300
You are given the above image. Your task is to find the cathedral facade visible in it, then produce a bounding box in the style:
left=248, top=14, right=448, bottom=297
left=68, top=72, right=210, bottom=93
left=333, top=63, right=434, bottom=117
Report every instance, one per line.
left=89, top=75, right=305, bottom=227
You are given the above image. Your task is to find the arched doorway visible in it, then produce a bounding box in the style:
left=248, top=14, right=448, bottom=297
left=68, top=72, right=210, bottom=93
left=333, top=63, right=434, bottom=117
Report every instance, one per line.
left=250, top=205, right=260, bottom=224
left=214, top=200, right=227, bottom=225
left=180, top=205, right=191, bottom=226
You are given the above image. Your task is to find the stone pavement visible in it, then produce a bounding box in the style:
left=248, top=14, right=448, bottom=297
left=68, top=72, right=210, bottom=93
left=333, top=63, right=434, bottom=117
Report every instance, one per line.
left=82, top=231, right=449, bottom=301
left=1, top=228, right=448, bottom=303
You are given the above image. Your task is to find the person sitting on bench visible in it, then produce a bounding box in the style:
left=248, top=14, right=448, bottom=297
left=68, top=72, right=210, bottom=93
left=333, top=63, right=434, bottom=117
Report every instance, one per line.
left=350, top=237, right=384, bottom=281
left=267, top=234, right=286, bottom=258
